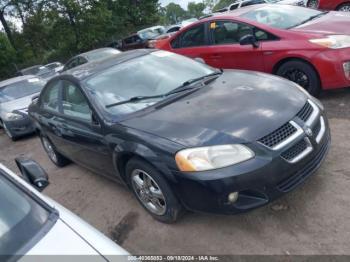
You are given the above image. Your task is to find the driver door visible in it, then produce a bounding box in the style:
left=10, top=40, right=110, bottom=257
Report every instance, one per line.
left=206, top=20, right=264, bottom=71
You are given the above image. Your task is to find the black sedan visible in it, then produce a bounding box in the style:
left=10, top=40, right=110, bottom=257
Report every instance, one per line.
left=29, top=49, right=330, bottom=223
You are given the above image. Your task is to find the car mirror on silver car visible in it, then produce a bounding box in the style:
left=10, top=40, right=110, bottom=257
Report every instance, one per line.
left=15, top=158, right=49, bottom=192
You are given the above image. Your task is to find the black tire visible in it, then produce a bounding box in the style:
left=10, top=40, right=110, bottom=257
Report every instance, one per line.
left=40, top=134, right=70, bottom=167
left=126, top=158, right=184, bottom=223
left=337, top=3, right=350, bottom=12
left=307, top=0, right=319, bottom=8
left=276, top=60, right=321, bottom=96
left=3, top=122, right=17, bottom=141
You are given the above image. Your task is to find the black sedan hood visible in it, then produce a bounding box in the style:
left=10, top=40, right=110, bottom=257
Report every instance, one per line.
left=122, top=70, right=308, bottom=147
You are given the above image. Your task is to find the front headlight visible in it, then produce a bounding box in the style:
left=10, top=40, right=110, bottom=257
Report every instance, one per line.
left=4, top=112, right=25, bottom=121
left=175, top=144, right=254, bottom=172
left=309, top=35, right=350, bottom=49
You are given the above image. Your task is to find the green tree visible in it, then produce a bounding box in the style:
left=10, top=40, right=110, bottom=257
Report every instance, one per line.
left=164, top=3, right=187, bottom=24
left=0, top=32, right=17, bottom=79
left=187, top=2, right=206, bottom=18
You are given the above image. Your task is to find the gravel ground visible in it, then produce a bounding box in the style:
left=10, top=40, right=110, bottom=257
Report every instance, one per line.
left=0, top=89, right=349, bottom=255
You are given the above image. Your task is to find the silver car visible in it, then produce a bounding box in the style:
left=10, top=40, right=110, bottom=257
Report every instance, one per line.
left=0, top=158, right=129, bottom=260
left=0, top=76, right=45, bottom=140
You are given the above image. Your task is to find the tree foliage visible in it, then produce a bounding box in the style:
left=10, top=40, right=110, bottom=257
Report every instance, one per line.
left=0, top=0, right=161, bottom=80
left=0, top=0, right=219, bottom=80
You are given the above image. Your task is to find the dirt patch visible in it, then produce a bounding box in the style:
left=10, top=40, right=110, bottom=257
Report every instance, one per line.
left=110, top=211, right=139, bottom=245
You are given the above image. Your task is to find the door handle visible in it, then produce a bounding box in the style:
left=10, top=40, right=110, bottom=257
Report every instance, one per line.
left=49, top=123, right=62, bottom=137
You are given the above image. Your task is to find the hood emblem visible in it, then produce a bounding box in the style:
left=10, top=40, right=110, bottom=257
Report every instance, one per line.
left=304, top=126, right=313, bottom=137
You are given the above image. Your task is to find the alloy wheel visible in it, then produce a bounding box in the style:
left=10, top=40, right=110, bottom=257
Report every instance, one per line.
left=3, top=123, right=13, bottom=138
left=338, top=5, right=350, bottom=12
left=282, top=68, right=310, bottom=91
left=42, top=137, right=58, bottom=164
left=307, top=0, right=319, bottom=8
left=131, top=169, right=167, bottom=216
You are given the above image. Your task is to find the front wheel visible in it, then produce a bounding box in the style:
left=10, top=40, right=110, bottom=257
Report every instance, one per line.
left=337, top=3, right=350, bottom=12
left=3, top=122, right=17, bottom=141
left=40, top=135, right=70, bottom=167
left=126, top=158, right=184, bottom=223
left=276, top=60, right=321, bottom=96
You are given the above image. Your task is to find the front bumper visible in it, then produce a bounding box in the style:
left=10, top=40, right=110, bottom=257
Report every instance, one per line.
left=312, top=48, right=350, bottom=90
left=170, top=120, right=330, bottom=214
left=3, top=115, right=35, bottom=138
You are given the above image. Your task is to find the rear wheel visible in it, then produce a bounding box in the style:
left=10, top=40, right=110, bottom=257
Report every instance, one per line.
left=276, top=60, right=321, bottom=96
left=337, top=3, right=350, bottom=12
left=40, top=135, right=70, bottom=167
left=126, top=158, right=184, bottom=223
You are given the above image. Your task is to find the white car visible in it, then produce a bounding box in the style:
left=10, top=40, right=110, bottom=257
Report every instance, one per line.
left=0, top=158, right=129, bottom=260
left=217, top=0, right=306, bottom=12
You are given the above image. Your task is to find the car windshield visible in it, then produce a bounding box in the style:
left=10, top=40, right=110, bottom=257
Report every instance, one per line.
left=0, top=78, right=45, bottom=103
left=21, top=66, right=51, bottom=76
left=46, top=63, right=62, bottom=70
left=0, top=169, right=51, bottom=256
left=138, top=27, right=165, bottom=40
left=241, top=5, right=326, bottom=29
left=85, top=51, right=215, bottom=117
left=85, top=49, right=121, bottom=62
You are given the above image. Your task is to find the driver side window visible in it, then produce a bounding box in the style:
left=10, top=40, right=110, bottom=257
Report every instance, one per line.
left=62, top=81, right=92, bottom=122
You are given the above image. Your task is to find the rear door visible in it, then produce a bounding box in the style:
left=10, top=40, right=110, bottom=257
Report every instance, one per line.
left=57, top=80, right=115, bottom=176
left=205, top=20, right=264, bottom=71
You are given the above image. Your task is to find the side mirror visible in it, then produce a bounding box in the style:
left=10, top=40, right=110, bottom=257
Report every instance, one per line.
left=15, top=158, right=49, bottom=192
left=239, top=34, right=259, bottom=48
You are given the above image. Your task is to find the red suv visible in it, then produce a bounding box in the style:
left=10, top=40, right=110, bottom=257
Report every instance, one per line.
left=156, top=4, right=350, bottom=95
left=307, top=0, right=350, bottom=12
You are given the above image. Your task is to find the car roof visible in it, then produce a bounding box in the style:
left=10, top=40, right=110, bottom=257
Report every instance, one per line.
left=201, top=4, right=271, bottom=21
left=78, top=48, right=118, bottom=59
left=0, top=75, right=39, bottom=88
left=62, top=49, right=153, bottom=81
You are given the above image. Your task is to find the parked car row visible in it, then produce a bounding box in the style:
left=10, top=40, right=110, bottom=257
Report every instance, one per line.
left=155, top=4, right=350, bottom=96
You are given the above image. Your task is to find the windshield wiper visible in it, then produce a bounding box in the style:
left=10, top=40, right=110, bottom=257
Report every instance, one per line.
left=105, top=70, right=223, bottom=109
left=289, top=12, right=328, bottom=29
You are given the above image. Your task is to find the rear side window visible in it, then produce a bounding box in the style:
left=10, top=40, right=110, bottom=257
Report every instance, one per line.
left=230, top=3, right=239, bottom=10
left=174, top=24, right=206, bottom=49
left=62, top=81, right=91, bottom=121
left=40, top=81, right=61, bottom=112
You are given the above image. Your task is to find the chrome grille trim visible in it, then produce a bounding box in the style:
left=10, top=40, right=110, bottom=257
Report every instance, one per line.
left=305, top=99, right=320, bottom=127
left=270, top=121, right=304, bottom=151
left=315, top=116, right=326, bottom=144
left=282, top=138, right=313, bottom=164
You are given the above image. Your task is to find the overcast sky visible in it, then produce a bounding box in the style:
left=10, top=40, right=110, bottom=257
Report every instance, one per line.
left=160, top=0, right=203, bottom=9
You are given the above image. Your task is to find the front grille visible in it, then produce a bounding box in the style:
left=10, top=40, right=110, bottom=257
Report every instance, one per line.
left=277, top=134, right=330, bottom=192
left=297, top=101, right=313, bottom=122
left=281, top=139, right=308, bottom=161
left=312, top=118, right=321, bottom=137
left=258, top=122, right=297, bottom=148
